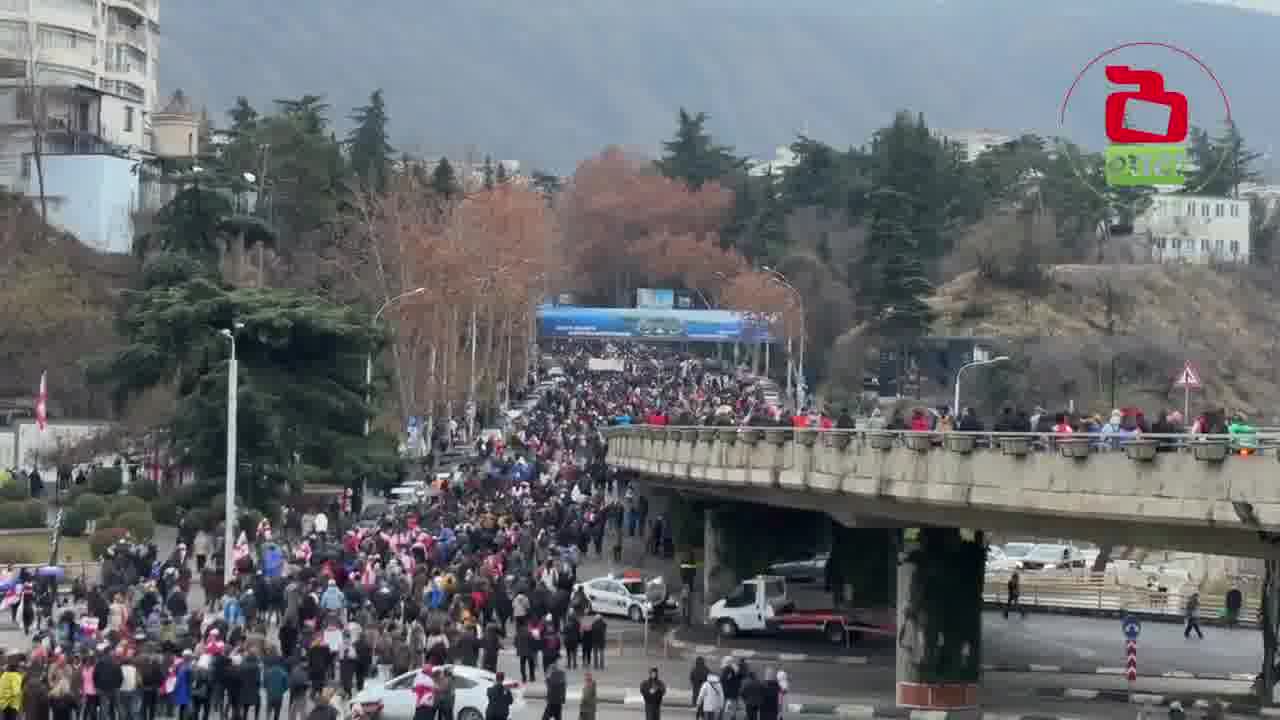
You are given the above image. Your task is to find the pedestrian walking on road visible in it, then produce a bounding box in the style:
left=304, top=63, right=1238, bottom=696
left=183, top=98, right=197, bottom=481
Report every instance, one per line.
left=694, top=672, right=724, bottom=720
left=719, top=658, right=741, bottom=720
left=689, top=657, right=709, bottom=707
left=578, top=673, right=597, bottom=720
left=759, top=669, right=780, bottom=720
left=640, top=668, right=666, bottom=720
left=740, top=671, right=762, bottom=720
left=484, top=674, right=513, bottom=720
left=542, top=663, right=566, bottom=720
left=1184, top=592, right=1204, bottom=639
left=1004, top=572, right=1024, bottom=619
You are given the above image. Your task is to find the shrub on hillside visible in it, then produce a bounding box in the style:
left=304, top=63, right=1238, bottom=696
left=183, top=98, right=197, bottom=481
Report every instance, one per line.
left=106, top=495, right=148, bottom=523
left=151, top=497, right=179, bottom=526
left=89, top=527, right=129, bottom=559
left=0, top=500, right=45, bottom=529
left=88, top=467, right=123, bottom=496
left=128, top=478, right=159, bottom=501
left=73, top=494, right=108, bottom=521
left=114, top=511, right=155, bottom=542
left=60, top=507, right=88, bottom=537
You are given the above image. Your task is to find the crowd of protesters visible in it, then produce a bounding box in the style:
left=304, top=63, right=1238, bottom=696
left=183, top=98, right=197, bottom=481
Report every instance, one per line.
left=0, top=341, right=798, bottom=720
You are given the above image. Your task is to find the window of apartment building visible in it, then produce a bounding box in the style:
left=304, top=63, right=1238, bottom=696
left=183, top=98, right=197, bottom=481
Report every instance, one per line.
left=1230, top=204, right=1240, bottom=218
left=1215, top=238, right=1225, bottom=254
left=1201, top=202, right=1210, bottom=217
left=1231, top=240, right=1241, bottom=256
left=37, top=27, right=83, bottom=50
left=1201, top=239, right=1209, bottom=253
left=1154, top=237, right=1167, bottom=249
left=123, top=105, right=133, bottom=132
left=1172, top=238, right=1182, bottom=251
left=1215, top=203, right=1224, bottom=217
left=1186, top=202, right=1195, bottom=216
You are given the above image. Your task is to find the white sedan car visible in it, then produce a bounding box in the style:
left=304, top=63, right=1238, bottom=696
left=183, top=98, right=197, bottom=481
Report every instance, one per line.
left=575, top=574, right=677, bottom=622
left=350, top=665, right=525, bottom=720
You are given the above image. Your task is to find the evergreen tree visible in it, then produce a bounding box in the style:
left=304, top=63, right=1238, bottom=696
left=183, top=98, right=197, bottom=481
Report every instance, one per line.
left=530, top=170, right=563, bottom=196
left=1184, top=122, right=1262, bottom=197
left=346, top=89, right=394, bottom=193
left=482, top=156, right=495, bottom=189
left=228, top=96, right=258, bottom=134
left=655, top=108, right=746, bottom=189
left=431, top=157, right=459, bottom=199
left=495, top=160, right=509, bottom=185
left=864, top=187, right=935, bottom=336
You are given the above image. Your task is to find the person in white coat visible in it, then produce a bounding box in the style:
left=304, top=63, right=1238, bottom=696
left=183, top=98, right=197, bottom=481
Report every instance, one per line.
left=695, top=673, right=725, bottom=720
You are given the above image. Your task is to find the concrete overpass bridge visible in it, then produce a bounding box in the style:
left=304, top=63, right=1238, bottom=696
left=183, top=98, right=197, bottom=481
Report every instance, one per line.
left=605, top=425, right=1280, bottom=716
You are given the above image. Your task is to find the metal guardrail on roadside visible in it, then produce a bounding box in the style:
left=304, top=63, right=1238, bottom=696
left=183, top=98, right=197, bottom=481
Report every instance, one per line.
left=981, top=572, right=1257, bottom=623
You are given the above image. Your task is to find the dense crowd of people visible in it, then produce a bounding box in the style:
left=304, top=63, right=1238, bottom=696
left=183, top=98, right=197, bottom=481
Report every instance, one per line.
left=0, top=342, right=796, bottom=720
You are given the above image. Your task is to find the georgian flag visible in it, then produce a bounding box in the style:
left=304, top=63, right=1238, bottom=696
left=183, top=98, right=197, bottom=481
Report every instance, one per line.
left=233, top=532, right=250, bottom=564
left=35, top=372, right=47, bottom=431
left=0, top=583, right=21, bottom=610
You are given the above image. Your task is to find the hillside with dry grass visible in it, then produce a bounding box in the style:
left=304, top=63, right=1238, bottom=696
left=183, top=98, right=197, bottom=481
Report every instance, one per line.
left=929, top=264, right=1280, bottom=420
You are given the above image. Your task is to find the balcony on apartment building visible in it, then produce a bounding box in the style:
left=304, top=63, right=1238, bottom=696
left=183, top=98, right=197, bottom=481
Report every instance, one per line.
left=106, top=21, right=146, bottom=51
left=103, top=58, right=145, bottom=89
left=105, top=0, right=148, bottom=21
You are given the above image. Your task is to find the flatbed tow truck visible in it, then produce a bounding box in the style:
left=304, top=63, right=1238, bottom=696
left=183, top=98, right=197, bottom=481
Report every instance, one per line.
left=708, top=574, right=895, bottom=646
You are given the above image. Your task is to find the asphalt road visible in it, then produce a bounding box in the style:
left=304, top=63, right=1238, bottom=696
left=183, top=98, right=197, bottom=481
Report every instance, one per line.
left=671, top=603, right=1261, bottom=679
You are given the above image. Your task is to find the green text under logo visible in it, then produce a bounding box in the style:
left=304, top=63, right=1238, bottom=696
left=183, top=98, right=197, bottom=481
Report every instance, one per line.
left=1105, top=144, right=1186, bottom=187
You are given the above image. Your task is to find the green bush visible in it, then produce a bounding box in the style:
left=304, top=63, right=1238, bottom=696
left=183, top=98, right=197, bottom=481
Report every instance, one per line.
left=151, top=497, right=179, bottom=526
left=61, top=507, right=88, bottom=537
left=128, top=478, right=159, bottom=501
left=114, top=511, right=155, bottom=542
left=106, top=495, right=148, bottom=523
left=88, top=467, right=123, bottom=496
left=89, top=527, right=129, bottom=559
left=73, top=494, right=108, bottom=521
left=0, top=501, right=46, bottom=530
left=0, top=481, right=28, bottom=501
left=185, top=507, right=216, bottom=533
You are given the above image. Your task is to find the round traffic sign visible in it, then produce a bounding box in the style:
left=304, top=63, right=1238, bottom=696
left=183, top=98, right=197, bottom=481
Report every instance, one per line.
left=1122, top=615, right=1142, bottom=640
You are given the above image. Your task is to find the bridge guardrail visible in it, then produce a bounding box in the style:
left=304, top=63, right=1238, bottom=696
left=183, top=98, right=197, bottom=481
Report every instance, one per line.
left=981, top=571, right=1257, bottom=624
left=605, top=425, right=1280, bottom=459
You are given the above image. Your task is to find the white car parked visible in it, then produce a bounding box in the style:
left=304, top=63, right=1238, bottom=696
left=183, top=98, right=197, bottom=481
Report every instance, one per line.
left=575, top=574, right=678, bottom=622
left=350, top=665, right=525, bottom=720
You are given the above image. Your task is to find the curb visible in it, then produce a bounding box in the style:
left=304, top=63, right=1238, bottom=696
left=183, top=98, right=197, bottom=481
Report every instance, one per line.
left=665, top=630, right=1256, bottom=681
left=1032, top=687, right=1268, bottom=714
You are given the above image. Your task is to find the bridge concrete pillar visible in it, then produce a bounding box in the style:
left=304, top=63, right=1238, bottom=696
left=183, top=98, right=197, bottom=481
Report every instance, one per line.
left=895, top=528, right=984, bottom=718
left=703, top=508, right=734, bottom=605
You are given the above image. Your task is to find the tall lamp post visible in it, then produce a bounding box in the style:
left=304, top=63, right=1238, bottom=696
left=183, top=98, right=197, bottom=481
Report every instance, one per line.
left=762, top=266, right=806, bottom=410
left=366, top=287, right=428, bottom=491
left=953, top=355, right=1011, bottom=418
left=219, top=321, right=244, bottom=584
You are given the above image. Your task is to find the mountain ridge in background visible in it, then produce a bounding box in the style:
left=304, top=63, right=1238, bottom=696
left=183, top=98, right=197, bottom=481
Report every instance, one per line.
left=159, top=0, right=1280, bottom=173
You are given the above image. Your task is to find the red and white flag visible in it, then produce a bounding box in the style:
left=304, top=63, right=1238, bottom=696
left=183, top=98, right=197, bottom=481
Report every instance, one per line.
left=35, top=372, right=47, bottom=431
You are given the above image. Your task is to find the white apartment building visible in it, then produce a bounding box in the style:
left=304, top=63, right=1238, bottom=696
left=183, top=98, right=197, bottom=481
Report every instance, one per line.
left=0, top=0, right=159, bottom=181
left=936, top=129, right=1014, bottom=163
left=1133, top=194, right=1251, bottom=264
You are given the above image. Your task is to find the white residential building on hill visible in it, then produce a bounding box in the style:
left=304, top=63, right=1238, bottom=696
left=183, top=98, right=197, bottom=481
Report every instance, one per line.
left=1133, top=194, right=1251, bottom=264
left=935, top=129, right=1014, bottom=163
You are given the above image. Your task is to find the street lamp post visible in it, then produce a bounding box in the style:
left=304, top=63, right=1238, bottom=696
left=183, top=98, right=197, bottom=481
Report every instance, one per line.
left=762, top=267, right=806, bottom=411
left=219, top=321, right=244, bottom=584
left=953, top=355, right=1011, bottom=417
left=366, top=287, right=428, bottom=491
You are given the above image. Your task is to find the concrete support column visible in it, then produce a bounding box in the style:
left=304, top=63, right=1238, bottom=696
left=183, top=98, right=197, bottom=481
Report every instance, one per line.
left=895, top=528, right=984, bottom=718
left=703, top=508, right=733, bottom=607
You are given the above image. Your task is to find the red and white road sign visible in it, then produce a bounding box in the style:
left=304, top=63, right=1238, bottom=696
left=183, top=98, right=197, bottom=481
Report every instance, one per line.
left=1125, top=640, right=1138, bottom=682
left=1174, top=361, right=1202, bottom=388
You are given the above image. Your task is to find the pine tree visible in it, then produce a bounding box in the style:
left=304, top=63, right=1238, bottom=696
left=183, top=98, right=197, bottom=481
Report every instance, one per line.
left=228, top=97, right=258, bottom=134
left=431, top=157, right=459, bottom=199
left=482, top=156, right=495, bottom=189
left=656, top=108, right=745, bottom=189
left=495, top=160, right=509, bottom=185
left=346, top=89, right=394, bottom=193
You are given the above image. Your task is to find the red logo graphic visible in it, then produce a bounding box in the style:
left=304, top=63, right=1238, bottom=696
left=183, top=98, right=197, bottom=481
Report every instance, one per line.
left=1103, top=65, right=1188, bottom=144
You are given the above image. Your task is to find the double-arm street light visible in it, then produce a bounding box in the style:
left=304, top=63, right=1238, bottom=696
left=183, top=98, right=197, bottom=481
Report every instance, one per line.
left=219, top=321, right=244, bottom=584
left=366, top=287, right=428, bottom=491
left=953, top=354, right=1011, bottom=418
left=762, top=266, right=806, bottom=411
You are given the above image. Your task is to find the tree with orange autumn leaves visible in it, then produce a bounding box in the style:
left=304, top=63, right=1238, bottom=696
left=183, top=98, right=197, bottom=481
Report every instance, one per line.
left=340, top=173, right=556, bottom=431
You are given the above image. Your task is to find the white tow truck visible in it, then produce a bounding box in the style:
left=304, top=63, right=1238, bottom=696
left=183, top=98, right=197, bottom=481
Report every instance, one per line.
left=708, top=575, right=896, bottom=645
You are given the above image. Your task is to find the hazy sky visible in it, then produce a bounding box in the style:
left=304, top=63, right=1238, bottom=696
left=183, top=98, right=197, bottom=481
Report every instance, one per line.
left=1198, top=0, right=1280, bottom=13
